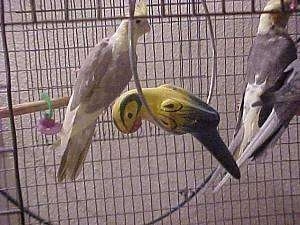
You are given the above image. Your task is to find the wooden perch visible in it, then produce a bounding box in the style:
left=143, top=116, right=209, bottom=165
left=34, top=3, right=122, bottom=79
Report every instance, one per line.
left=0, top=96, right=70, bottom=118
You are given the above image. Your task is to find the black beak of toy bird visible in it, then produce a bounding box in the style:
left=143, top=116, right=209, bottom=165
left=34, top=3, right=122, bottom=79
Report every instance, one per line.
left=112, top=84, right=241, bottom=179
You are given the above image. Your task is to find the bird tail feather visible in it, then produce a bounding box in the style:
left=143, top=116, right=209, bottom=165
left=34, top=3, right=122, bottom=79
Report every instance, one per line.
left=54, top=101, right=98, bottom=182
left=213, top=109, right=287, bottom=192
left=57, top=120, right=97, bottom=182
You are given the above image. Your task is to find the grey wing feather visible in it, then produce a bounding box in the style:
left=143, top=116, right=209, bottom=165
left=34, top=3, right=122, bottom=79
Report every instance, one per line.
left=279, top=58, right=300, bottom=102
left=213, top=108, right=289, bottom=192
left=235, top=109, right=289, bottom=166
left=234, top=32, right=296, bottom=139
left=247, top=33, right=296, bottom=123
left=85, top=50, right=133, bottom=113
left=285, top=58, right=300, bottom=73
left=233, top=89, right=246, bottom=137
left=247, top=32, right=297, bottom=86
left=254, top=58, right=300, bottom=105
left=70, top=38, right=113, bottom=110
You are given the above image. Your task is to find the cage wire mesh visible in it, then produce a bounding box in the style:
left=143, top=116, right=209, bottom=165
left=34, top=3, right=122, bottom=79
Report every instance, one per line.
left=0, top=0, right=299, bottom=224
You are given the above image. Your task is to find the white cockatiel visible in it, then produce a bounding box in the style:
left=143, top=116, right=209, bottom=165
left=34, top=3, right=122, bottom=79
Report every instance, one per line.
left=212, top=0, right=298, bottom=191
left=56, top=1, right=150, bottom=182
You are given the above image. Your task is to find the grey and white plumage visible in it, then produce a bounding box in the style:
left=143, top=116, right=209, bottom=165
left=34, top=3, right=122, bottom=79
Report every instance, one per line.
left=237, top=58, right=300, bottom=162
left=55, top=1, right=150, bottom=182
left=212, top=0, right=298, bottom=192
left=232, top=30, right=297, bottom=160
left=253, top=59, right=300, bottom=107
left=193, top=0, right=298, bottom=193
left=214, top=57, right=300, bottom=192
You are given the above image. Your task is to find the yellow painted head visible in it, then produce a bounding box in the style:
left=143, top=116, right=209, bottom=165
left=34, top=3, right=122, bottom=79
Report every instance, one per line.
left=112, top=90, right=143, bottom=134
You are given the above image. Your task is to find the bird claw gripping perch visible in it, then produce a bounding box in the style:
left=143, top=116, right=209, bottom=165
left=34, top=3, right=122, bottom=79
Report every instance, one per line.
left=37, top=93, right=62, bottom=135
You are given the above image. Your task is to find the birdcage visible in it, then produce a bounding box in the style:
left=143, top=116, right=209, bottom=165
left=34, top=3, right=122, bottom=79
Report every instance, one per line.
left=0, top=0, right=299, bottom=224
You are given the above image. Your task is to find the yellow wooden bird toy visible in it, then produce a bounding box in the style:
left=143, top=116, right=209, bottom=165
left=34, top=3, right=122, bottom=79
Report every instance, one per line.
left=112, top=84, right=241, bottom=179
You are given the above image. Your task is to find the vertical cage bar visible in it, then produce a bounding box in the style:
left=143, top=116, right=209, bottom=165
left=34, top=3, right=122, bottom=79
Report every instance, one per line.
left=29, top=0, right=37, bottom=22
left=221, top=0, right=226, bottom=13
left=251, top=0, right=255, bottom=12
left=64, top=0, right=69, bottom=21
left=0, top=118, right=3, bottom=147
left=0, top=118, right=10, bottom=225
left=160, top=0, right=165, bottom=17
left=0, top=0, right=25, bottom=224
left=97, top=0, right=102, bottom=19
left=191, top=0, right=196, bottom=16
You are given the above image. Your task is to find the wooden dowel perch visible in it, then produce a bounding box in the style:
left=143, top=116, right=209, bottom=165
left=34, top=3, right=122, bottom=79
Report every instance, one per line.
left=0, top=96, right=70, bottom=118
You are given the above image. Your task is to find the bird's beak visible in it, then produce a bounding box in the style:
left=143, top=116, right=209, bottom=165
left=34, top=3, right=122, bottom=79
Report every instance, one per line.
left=130, top=119, right=142, bottom=133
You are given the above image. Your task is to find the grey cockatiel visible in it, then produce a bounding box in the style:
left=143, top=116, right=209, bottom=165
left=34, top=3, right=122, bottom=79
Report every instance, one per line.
left=56, top=0, right=150, bottom=182
left=193, top=0, right=298, bottom=193
left=212, top=0, right=298, bottom=192
left=231, top=0, right=297, bottom=159
left=228, top=58, right=300, bottom=172
left=214, top=57, right=300, bottom=192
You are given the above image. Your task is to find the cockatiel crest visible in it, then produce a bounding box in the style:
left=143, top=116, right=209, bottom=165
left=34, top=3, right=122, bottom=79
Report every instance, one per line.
left=264, top=0, right=293, bottom=9
left=258, top=0, right=297, bottom=33
left=134, top=0, right=148, bottom=16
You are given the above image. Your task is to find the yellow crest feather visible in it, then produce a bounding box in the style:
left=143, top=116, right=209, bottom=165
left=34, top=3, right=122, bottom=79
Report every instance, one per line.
left=264, top=0, right=292, bottom=11
left=134, top=0, right=148, bottom=16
